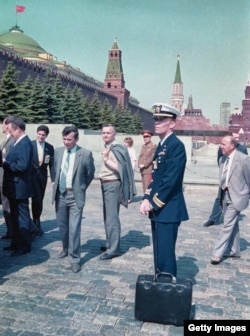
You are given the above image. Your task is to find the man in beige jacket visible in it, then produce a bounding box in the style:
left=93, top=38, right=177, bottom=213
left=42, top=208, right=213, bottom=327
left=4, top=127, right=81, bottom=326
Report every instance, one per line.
left=138, top=130, right=157, bottom=193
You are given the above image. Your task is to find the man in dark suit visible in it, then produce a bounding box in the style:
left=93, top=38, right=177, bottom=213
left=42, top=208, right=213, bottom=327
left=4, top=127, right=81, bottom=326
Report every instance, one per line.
left=0, top=117, right=15, bottom=239
left=140, top=103, right=189, bottom=277
left=2, top=116, right=33, bottom=256
left=31, top=125, right=55, bottom=235
left=52, top=125, right=95, bottom=273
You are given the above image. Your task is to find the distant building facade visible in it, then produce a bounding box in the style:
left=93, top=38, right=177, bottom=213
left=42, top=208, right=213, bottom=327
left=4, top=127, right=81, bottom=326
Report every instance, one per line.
left=229, top=81, right=250, bottom=144
left=174, top=95, right=228, bottom=144
left=171, top=59, right=228, bottom=144
left=220, top=102, right=231, bottom=127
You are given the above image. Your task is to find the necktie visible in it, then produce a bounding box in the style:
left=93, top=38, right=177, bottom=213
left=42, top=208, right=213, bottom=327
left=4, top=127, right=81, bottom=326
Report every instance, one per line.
left=38, top=142, right=44, bottom=166
left=59, top=150, right=71, bottom=193
left=220, top=157, right=229, bottom=190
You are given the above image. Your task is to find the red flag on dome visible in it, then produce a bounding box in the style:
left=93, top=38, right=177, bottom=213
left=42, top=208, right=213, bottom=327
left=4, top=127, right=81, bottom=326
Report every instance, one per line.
left=16, top=5, right=26, bottom=13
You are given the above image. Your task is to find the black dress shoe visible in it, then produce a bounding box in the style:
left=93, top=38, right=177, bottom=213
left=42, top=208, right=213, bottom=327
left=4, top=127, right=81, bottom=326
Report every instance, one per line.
left=31, top=231, right=39, bottom=241
left=11, top=249, right=30, bottom=257
left=210, top=256, right=222, bottom=265
left=0, top=234, right=14, bottom=240
left=38, top=229, right=44, bottom=236
left=100, top=252, right=120, bottom=260
left=35, top=228, right=44, bottom=236
left=71, top=263, right=81, bottom=273
left=3, top=245, right=16, bottom=251
left=203, top=220, right=215, bottom=227
left=224, top=254, right=240, bottom=258
left=33, top=220, right=44, bottom=236
left=58, top=250, right=68, bottom=258
left=100, top=246, right=108, bottom=252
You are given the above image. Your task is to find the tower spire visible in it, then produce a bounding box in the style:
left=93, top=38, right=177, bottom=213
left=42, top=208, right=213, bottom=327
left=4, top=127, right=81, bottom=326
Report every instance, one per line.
left=174, top=54, right=182, bottom=84
left=171, top=54, right=184, bottom=113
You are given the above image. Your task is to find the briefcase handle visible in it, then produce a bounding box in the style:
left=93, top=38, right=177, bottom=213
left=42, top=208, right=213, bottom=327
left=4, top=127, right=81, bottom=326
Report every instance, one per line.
left=154, top=271, right=177, bottom=284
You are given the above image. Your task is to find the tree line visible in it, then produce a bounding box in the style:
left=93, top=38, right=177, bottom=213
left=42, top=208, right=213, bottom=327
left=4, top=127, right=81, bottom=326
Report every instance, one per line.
left=0, top=61, right=142, bottom=133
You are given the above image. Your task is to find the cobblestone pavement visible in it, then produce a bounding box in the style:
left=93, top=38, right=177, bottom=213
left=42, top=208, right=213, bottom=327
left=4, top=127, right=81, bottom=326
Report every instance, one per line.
left=0, top=177, right=250, bottom=335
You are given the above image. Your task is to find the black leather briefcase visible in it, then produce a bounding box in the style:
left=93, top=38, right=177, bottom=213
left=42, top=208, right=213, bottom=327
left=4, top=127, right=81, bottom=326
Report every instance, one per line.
left=135, top=272, right=192, bottom=326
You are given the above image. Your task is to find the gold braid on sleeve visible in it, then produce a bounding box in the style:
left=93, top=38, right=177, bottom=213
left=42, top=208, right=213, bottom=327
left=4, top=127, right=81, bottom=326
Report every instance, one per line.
left=153, top=193, right=165, bottom=208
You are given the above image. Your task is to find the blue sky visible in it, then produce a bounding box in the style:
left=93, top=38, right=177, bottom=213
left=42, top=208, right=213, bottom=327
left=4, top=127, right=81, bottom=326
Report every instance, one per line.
left=1, top=0, right=250, bottom=124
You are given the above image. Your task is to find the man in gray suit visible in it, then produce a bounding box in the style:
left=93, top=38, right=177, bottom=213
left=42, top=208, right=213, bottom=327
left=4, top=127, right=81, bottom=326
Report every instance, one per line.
left=211, top=135, right=250, bottom=265
left=203, top=132, right=248, bottom=227
left=52, top=125, right=95, bottom=273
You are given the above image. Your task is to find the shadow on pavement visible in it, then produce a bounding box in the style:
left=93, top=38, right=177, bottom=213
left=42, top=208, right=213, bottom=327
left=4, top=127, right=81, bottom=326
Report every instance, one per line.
left=240, top=237, right=250, bottom=253
left=79, top=230, right=151, bottom=265
left=177, top=256, right=199, bottom=285
left=0, top=218, right=58, bottom=283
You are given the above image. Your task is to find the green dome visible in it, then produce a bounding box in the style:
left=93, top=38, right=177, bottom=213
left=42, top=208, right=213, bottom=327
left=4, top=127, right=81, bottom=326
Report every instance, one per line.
left=0, top=26, right=46, bottom=55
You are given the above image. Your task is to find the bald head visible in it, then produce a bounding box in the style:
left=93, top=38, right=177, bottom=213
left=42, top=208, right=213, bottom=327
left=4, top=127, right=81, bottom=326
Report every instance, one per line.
left=220, top=135, right=237, bottom=156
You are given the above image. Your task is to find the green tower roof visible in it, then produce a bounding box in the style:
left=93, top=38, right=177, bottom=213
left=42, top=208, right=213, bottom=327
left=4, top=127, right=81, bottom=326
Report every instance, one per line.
left=111, top=40, right=119, bottom=50
left=174, top=58, right=182, bottom=84
left=105, top=39, right=123, bottom=79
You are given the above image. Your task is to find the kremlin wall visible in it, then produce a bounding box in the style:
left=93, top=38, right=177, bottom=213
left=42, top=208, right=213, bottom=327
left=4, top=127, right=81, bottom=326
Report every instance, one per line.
left=0, top=26, right=154, bottom=132
left=1, top=25, right=250, bottom=146
left=0, top=124, right=193, bottom=182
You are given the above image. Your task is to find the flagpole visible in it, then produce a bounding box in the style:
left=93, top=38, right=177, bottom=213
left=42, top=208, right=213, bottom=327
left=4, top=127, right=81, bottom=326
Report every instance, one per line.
left=15, top=2, right=18, bottom=27
left=15, top=4, right=26, bottom=26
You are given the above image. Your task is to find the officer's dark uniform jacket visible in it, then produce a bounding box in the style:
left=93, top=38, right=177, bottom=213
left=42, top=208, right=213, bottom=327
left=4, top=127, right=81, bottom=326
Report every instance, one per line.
left=144, top=133, right=189, bottom=223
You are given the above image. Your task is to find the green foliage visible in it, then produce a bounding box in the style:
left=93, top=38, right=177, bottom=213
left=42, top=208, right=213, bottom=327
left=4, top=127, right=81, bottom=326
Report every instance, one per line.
left=0, top=61, right=142, bottom=133
left=79, top=95, right=91, bottom=129
left=17, top=75, right=33, bottom=119
left=88, top=91, right=101, bottom=130
left=25, top=77, right=48, bottom=123
left=0, top=61, right=20, bottom=118
left=99, top=98, right=114, bottom=127
left=131, top=111, right=143, bottom=134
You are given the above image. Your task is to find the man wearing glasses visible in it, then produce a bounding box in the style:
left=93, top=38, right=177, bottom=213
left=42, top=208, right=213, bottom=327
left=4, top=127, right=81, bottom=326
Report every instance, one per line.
left=140, top=104, right=189, bottom=277
left=138, top=130, right=157, bottom=194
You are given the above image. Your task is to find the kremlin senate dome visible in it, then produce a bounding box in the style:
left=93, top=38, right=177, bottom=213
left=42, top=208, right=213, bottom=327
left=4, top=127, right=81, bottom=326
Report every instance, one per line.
left=0, top=25, right=54, bottom=64
left=0, top=26, right=46, bottom=53
left=0, top=25, right=104, bottom=86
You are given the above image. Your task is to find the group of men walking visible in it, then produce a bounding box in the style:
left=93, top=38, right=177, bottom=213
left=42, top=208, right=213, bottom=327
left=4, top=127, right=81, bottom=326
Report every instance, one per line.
left=0, top=117, right=54, bottom=256
left=1, top=104, right=249, bottom=276
left=0, top=117, right=135, bottom=273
